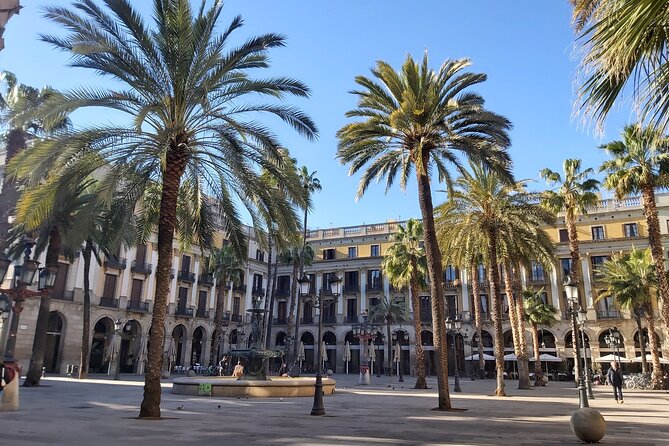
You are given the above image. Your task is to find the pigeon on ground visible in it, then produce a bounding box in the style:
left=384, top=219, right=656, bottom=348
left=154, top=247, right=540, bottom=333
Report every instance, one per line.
left=217, top=404, right=221, bottom=408
left=236, top=396, right=241, bottom=399
left=177, top=405, right=183, bottom=410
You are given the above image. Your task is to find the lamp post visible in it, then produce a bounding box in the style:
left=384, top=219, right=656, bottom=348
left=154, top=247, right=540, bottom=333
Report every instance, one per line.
left=298, top=273, right=341, bottom=416
left=564, top=278, right=588, bottom=408
left=445, top=316, right=462, bottom=392
left=577, top=309, right=595, bottom=400
left=604, top=327, right=622, bottom=369
left=352, top=310, right=379, bottom=385
left=469, top=332, right=477, bottom=381
left=112, top=318, right=127, bottom=380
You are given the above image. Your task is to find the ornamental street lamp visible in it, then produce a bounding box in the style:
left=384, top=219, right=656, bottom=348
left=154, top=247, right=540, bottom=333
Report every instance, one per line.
left=445, top=316, right=462, bottom=392
left=298, top=273, right=341, bottom=416
left=113, top=318, right=127, bottom=381
left=564, top=277, right=589, bottom=408
left=577, top=309, right=595, bottom=400
left=604, top=327, right=622, bottom=369
left=351, top=310, right=379, bottom=385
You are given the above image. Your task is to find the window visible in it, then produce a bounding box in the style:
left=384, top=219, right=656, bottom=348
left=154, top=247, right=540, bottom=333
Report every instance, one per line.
left=344, top=271, right=359, bottom=291
left=177, top=286, right=188, bottom=310
left=346, top=299, right=357, bottom=320
left=322, top=272, right=336, bottom=292
left=368, top=269, right=382, bottom=289
left=443, top=265, right=457, bottom=283
left=530, top=262, right=545, bottom=281
left=539, top=291, right=548, bottom=305
left=348, top=246, right=357, bottom=259
left=130, top=279, right=143, bottom=301
left=591, top=256, right=608, bottom=279
left=477, top=264, right=486, bottom=284
left=197, top=290, right=207, bottom=316
left=277, top=301, right=287, bottom=321
left=323, top=248, right=335, bottom=260
left=369, top=297, right=380, bottom=308
left=255, top=249, right=264, bottom=262
left=591, top=226, right=605, bottom=240
left=559, top=229, right=569, bottom=243
left=370, top=244, right=380, bottom=257
left=446, top=295, right=457, bottom=319
left=560, top=258, right=572, bottom=278
left=479, top=294, right=489, bottom=315
left=181, top=255, right=191, bottom=272
left=420, top=296, right=431, bottom=321
left=252, top=274, right=263, bottom=290
left=624, top=223, right=638, bottom=238
left=135, top=244, right=147, bottom=264
left=102, top=274, right=118, bottom=299
left=233, top=296, right=241, bottom=315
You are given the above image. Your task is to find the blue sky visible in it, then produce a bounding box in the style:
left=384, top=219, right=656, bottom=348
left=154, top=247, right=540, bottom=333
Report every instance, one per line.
left=2, top=1, right=631, bottom=230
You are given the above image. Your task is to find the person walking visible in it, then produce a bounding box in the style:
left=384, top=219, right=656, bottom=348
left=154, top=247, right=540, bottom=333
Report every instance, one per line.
left=607, top=361, right=624, bottom=404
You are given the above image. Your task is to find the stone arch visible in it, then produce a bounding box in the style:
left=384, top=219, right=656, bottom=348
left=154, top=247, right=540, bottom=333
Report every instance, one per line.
left=322, top=331, right=337, bottom=372
left=503, top=330, right=514, bottom=350
left=393, top=329, right=410, bottom=375
left=565, top=330, right=590, bottom=349
left=89, top=317, right=114, bottom=373
left=119, top=319, right=142, bottom=373
left=472, top=330, right=494, bottom=349
left=538, top=329, right=557, bottom=349
left=191, top=326, right=207, bottom=365
left=44, top=311, right=66, bottom=373
left=275, top=331, right=287, bottom=346
left=169, top=324, right=187, bottom=367
left=633, top=328, right=662, bottom=349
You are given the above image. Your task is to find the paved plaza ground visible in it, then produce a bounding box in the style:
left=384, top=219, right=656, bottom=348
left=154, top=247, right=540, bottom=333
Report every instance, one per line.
left=3, top=373, right=668, bottom=445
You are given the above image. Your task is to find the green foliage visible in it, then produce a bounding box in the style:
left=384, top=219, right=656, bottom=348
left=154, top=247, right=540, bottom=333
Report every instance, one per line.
left=540, top=159, right=600, bottom=222
left=382, top=219, right=427, bottom=290
left=597, top=247, right=657, bottom=312
left=208, top=244, right=245, bottom=288
left=368, top=295, right=410, bottom=326
left=523, top=289, right=558, bottom=327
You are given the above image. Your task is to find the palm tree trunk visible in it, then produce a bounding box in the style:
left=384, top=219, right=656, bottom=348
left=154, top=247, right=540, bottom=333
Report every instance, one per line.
left=293, top=206, right=310, bottom=363
left=566, top=212, right=583, bottom=385
left=79, top=240, right=92, bottom=379
left=486, top=227, right=506, bottom=396
left=410, top=269, right=427, bottom=389
left=23, top=225, right=60, bottom=387
left=503, top=264, right=521, bottom=355
left=641, top=184, right=669, bottom=333
left=286, top=258, right=299, bottom=365
left=415, top=157, right=451, bottom=410
left=470, top=264, right=485, bottom=377
left=0, top=128, right=26, bottom=249
left=139, top=147, right=188, bottom=419
left=645, top=310, right=663, bottom=388
left=633, top=309, right=648, bottom=374
left=386, top=318, right=392, bottom=375
left=212, top=278, right=226, bottom=366
left=532, top=323, right=543, bottom=386
left=513, top=265, right=530, bottom=389
left=264, top=241, right=279, bottom=351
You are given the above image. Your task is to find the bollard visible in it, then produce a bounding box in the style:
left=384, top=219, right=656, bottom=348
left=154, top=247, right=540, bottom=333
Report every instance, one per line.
left=0, top=362, right=21, bottom=411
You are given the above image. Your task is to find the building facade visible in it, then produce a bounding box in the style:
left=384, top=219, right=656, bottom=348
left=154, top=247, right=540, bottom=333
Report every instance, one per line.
left=1, top=194, right=668, bottom=378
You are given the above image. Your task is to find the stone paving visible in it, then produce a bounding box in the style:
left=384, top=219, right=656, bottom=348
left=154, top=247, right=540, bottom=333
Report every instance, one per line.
left=2, top=373, right=668, bottom=445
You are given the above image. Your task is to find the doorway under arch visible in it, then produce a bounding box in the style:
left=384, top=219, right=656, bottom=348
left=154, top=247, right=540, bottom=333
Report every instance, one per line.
left=89, top=317, right=114, bottom=373
left=44, top=311, right=66, bottom=373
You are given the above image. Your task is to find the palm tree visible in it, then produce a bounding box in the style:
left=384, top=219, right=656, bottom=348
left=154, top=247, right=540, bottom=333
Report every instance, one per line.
left=292, top=166, right=321, bottom=362
left=540, top=159, right=599, bottom=298
left=337, top=53, right=512, bottom=409
left=523, top=290, right=558, bottom=387
left=570, top=0, right=669, bottom=131
left=208, top=245, right=244, bottom=365
left=381, top=219, right=429, bottom=389
left=598, top=248, right=663, bottom=387
left=436, top=164, right=554, bottom=395
left=36, top=1, right=317, bottom=418
left=368, top=295, right=410, bottom=376
left=600, top=124, right=669, bottom=333
left=0, top=71, right=69, bottom=248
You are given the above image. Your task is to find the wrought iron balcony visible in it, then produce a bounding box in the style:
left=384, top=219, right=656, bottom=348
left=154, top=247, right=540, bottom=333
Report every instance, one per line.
left=366, top=284, right=383, bottom=293
left=131, top=261, right=152, bottom=275
left=344, top=284, right=360, bottom=293
left=597, top=310, right=621, bottom=319
left=345, top=315, right=359, bottom=323
left=528, top=274, right=547, bottom=284
left=99, top=297, right=119, bottom=308
left=177, top=270, right=196, bottom=283
left=196, top=309, right=210, bottom=319
left=273, top=317, right=287, bottom=325
left=300, top=316, right=314, bottom=324
left=231, top=313, right=243, bottom=323
left=175, top=306, right=194, bottom=317
left=233, top=283, right=246, bottom=293
left=222, top=311, right=231, bottom=322
left=198, top=274, right=214, bottom=287
left=53, top=290, right=74, bottom=301
left=251, top=287, right=265, bottom=297
left=322, top=315, right=337, bottom=324
left=127, top=300, right=149, bottom=312
left=104, top=257, right=127, bottom=270
left=274, top=288, right=290, bottom=298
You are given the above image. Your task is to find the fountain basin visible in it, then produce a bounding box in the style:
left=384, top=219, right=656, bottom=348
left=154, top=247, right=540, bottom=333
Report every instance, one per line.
left=171, top=376, right=336, bottom=398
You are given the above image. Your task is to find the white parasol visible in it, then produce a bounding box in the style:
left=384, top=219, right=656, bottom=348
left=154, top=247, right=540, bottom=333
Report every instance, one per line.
left=343, top=341, right=352, bottom=374
left=298, top=341, right=306, bottom=370
left=321, top=341, right=328, bottom=371
left=393, top=342, right=402, bottom=376
left=593, top=354, right=628, bottom=363
left=529, top=353, right=564, bottom=362
left=630, top=354, right=669, bottom=364
left=503, top=353, right=518, bottom=361
left=464, top=353, right=495, bottom=361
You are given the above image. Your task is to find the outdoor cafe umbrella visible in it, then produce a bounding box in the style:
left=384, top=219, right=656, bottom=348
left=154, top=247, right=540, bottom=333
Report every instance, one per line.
left=529, top=353, right=563, bottom=362
left=464, top=353, right=495, bottom=361
left=631, top=354, right=669, bottom=364
left=503, top=353, right=518, bottom=377
left=593, top=353, right=628, bottom=363
left=297, top=341, right=306, bottom=370
left=393, top=342, right=401, bottom=376
left=343, top=341, right=352, bottom=374
left=321, top=341, right=328, bottom=371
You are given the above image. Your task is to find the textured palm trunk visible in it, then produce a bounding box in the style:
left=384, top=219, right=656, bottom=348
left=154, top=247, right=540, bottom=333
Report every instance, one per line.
left=512, top=265, right=530, bottom=389
left=0, top=129, right=26, bottom=249
left=292, top=206, right=310, bottom=362
left=264, top=241, right=278, bottom=350
left=486, top=228, right=505, bottom=396
left=531, top=323, right=544, bottom=386
left=645, top=310, right=663, bottom=388
left=641, top=184, right=669, bottom=332
left=566, top=212, right=582, bottom=385
left=286, top=259, right=299, bottom=364
left=23, top=225, right=60, bottom=386
left=503, top=264, right=521, bottom=355
left=212, top=277, right=226, bottom=365
left=409, top=272, right=427, bottom=389
left=79, top=240, right=92, bottom=379
left=139, top=145, right=188, bottom=419
left=470, top=264, right=485, bottom=376
left=415, top=156, right=451, bottom=410
left=633, top=310, right=648, bottom=374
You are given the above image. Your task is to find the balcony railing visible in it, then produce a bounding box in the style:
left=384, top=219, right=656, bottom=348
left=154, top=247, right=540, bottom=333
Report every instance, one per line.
left=231, top=313, right=243, bottom=323
left=345, top=315, right=359, bottom=323
left=53, top=290, right=74, bottom=301
left=222, top=311, right=231, bottom=322
left=104, top=257, right=127, bottom=270
left=366, top=284, right=383, bottom=293
left=198, top=274, right=214, bottom=287
left=252, top=287, right=265, bottom=297
left=528, top=275, right=547, bottom=284
left=344, top=284, right=360, bottom=293
left=131, top=261, right=152, bottom=275
left=99, top=297, right=119, bottom=308
left=300, top=316, right=314, bottom=324
left=322, top=315, right=337, bottom=324
left=177, top=270, right=196, bottom=283
left=233, top=283, right=246, bottom=293
left=597, top=310, right=621, bottom=319
left=127, top=300, right=149, bottom=312
left=419, top=314, right=433, bottom=323
left=273, top=317, right=287, bottom=325
left=175, top=307, right=194, bottom=317
left=196, top=309, right=210, bottom=319
left=275, top=288, right=290, bottom=298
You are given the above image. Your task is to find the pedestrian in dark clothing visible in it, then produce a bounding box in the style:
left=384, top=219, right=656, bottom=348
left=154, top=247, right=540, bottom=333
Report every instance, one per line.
left=607, top=361, right=624, bottom=403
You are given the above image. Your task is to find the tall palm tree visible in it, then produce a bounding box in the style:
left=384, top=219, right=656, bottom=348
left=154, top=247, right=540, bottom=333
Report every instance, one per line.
left=0, top=71, right=69, bottom=248
left=600, top=124, right=669, bottom=332
left=36, top=1, right=316, bottom=418
left=570, top=0, right=669, bottom=131
left=523, top=290, right=558, bottom=387
left=381, top=218, right=429, bottom=389
left=337, top=54, right=512, bottom=409
left=208, top=245, right=244, bottom=365
left=292, top=166, right=321, bottom=361
left=436, top=164, right=554, bottom=395
left=598, top=248, right=663, bottom=387
left=368, top=295, right=410, bottom=376
left=540, top=159, right=600, bottom=300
